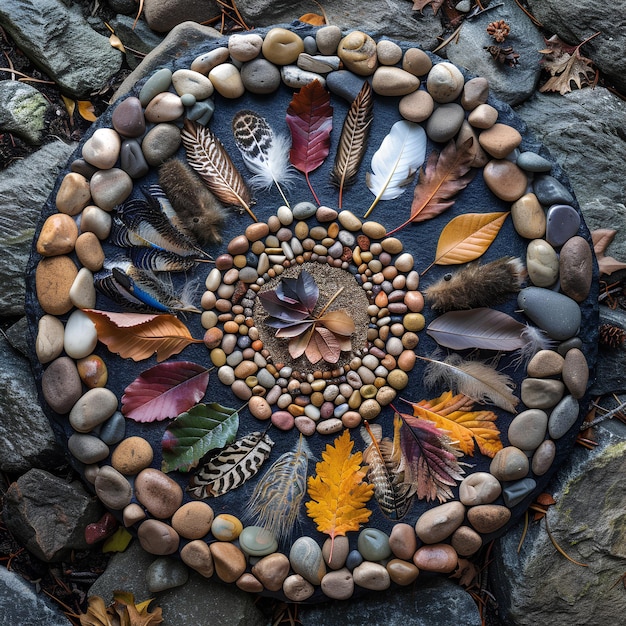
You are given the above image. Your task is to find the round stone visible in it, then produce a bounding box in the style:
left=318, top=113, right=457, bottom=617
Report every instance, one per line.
left=357, top=528, right=391, bottom=560
left=508, top=409, right=548, bottom=451
left=249, top=395, right=272, bottom=420
left=451, top=526, right=483, bottom=556
left=180, top=540, right=214, bottom=577
left=111, top=436, right=154, bottom=474
left=483, top=159, right=528, bottom=202
left=171, top=502, right=214, bottom=540
left=262, top=28, right=305, bottom=65
left=527, top=349, right=564, bottom=378
left=467, top=104, right=499, bottom=129
left=316, top=25, right=342, bottom=55
left=90, top=168, right=133, bottom=211
left=461, top=76, right=489, bottom=109
left=527, top=239, right=559, bottom=287
left=399, top=89, right=435, bottom=123
left=372, top=66, right=420, bottom=96
left=467, top=505, right=511, bottom=534
left=520, top=378, right=565, bottom=409
left=322, top=535, right=349, bottom=569
left=403, top=48, right=432, bottom=76
left=141, top=123, right=181, bottom=166
left=211, top=514, right=243, bottom=541
left=210, top=542, right=247, bottom=583
left=134, top=468, right=184, bottom=518
left=283, top=574, right=315, bottom=602
left=144, top=92, right=184, bottom=123
left=321, top=568, right=354, bottom=600
left=545, top=204, right=581, bottom=247
left=239, top=526, right=278, bottom=556
left=80, top=205, right=112, bottom=239
left=478, top=123, right=522, bottom=159
left=137, top=520, right=179, bottom=555
left=426, top=61, right=464, bottom=103
left=387, top=559, right=420, bottom=586
left=413, top=544, right=458, bottom=573
left=489, top=446, right=529, bottom=481
left=35, top=255, right=78, bottom=315
left=289, top=536, right=326, bottom=585
left=511, top=193, right=546, bottom=239
left=111, top=96, right=145, bottom=138
left=251, top=553, right=290, bottom=591
left=82, top=128, right=121, bottom=169
left=415, top=501, right=465, bottom=544
left=228, top=33, right=264, bottom=62
left=459, top=472, right=502, bottom=506
left=36, top=213, right=78, bottom=256
left=337, top=31, right=378, bottom=76
left=95, top=465, right=133, bottom=510
left=425, top=103, right=465, bottom=142
left=377, top=39, right=403, bottom=65
left=75, top=232, right=105, bottom=271
left=241, top=58, right=281, bottom=94
left=69, top=387, right=118, bottom=432
left=68, top=433, right=109, bottom=464
left=55, top=172, right=91, bottom=215
left=352, top=562, right=390, bottom=591
left=559, top=236, right=593, bottom=302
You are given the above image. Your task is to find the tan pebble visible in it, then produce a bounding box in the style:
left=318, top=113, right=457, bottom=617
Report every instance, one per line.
left=375, top=386, right=396, bottom=406
left=211, top=513, right=243, bottom=541
left=372, top=66, right=420, bottom=96
left=321, top=568, right=354, bottom=600
left=55, top=172, right=91, bottom=215
left=316, top=417, right=344, bottom=434
left=341, top=411, right=362, bottom=428
left=359, top=399, right=382, bottom=420
left=234, top=360, right=258, bottom=379
left=394, top=252, right=414, bottom=271
left=75, top=232, right=104, bottom=270
left=386, top=369, right=408, bottom=390
left=352, top=562, right=390, bottom=591
left=295, top=415, right=317, bottom=435
left=467, top=505, right=511, bottom=533
left=461, top=76, right=489, bottom=110
left=144, top=92, right=184, bottom=123
left=457, top=121, right=489, bottom=168
left=403, top=313, right=425, bottom=332
left=236, top=573, right=263, bottom=593
left=415, top=501, right=466, bottom=544
left=203, top=327, right=223, bottom=349
left=134, top=468, right=183, bottom=518
left=191, top=47, right=230, bottom=73
left=459, top=472, right=502, bottom=506
left=468, top=103, right=499, bottom=129
left=181, top=540, right=214, bottom=577
left=451, top=526, right=483, bottom=556
left=137, top=519, right=179, bottom=555
left=399, top=89, right=434, bottom=123
left=122, top=503, right=146, bottom=527
left=90, top=168, right=132, bottom=211
left=478, top=123, right=523, bottom=159
left=338, top=210, right=362, bottom=231
left=387, top=559, right=420, bottom=585
left=562, top=348, right=589, bottom=399
left=208, top=63, right=245, bottom=98
left=35, top=255, right=78, bottom=315
left=337, top=31, right=378, bottom=76
left=413, top=544, right=458, bottom=573
left=490, top=446, right=529, bottom=481
left=76, top=355, right=108, bottom=388
left=262, top=27, right=304, bottom=65
left=171, top=501, right=214, bottom=539
left=69, top=267, right=96, bottom=309
left=404, top=290, right=424, bottom=312
left=36, top=314, right=64, bottom=364
left=426, top=61, right=464, bottom=103
left=520, top=378, right=565, bottom=409
left=511, top=193, right=546, bottom=239
left=381, top=237, right=403, bottom=254
left=483, top=160, right=528, bottom=202
left=80, top=205, right=111, bottom=239
left=249, top=395, right=272, bottom=420
left=322, top=535, right=349, bottom=569
left=111, top=436, right=153, bottom=474
left=362, top=221, right=386, bottom=239
left=397, top=350, right=416, bottom=371
left=245, top=221, right=270, bottom=241
left=377, top=39, right=403, bottom=65
left=210, top=542, right=247, bottom=583
left=81, top=128, right=121, bottom=169
left=527, top=349, right=564, bottom=378
left=389, top=522, right=417, bottom=560
left=402, top=48, right=432, bottom=76
left=559, top=236, right=593, bottom=302
left=36, top=213, right=78, bottom=256
left=283, top=574, right=315, bottom=602
left=251, top=553, right=290, bottom=591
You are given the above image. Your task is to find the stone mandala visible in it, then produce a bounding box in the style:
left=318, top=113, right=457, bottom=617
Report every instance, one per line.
left=26, top=23, right=598, bottom=603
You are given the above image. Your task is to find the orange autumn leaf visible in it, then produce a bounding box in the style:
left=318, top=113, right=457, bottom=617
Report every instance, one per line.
left=410, top=391, right=503, bottom=458
left=82, top=309, right=203, bottom=362
left=77, top=100, right=97, bottom=122
left=430, top=211, right=510, bottom=268
left=306, top=430, right=374, bottom=559
left=299, top=12, right=326, bottom=25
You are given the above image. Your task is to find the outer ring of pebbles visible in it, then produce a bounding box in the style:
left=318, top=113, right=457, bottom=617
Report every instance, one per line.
left=32, top=25, right=593, bottom=601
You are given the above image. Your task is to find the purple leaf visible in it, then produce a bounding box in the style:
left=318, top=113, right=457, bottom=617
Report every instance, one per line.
left=257, top=289, right=310, bottom=320
left=122, top=361, right=210, bottom=422
left=275, top=321, right=315, bottom=337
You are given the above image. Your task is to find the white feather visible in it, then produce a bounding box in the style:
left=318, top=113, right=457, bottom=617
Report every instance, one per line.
left=365, top=120, right=427, bottom=204
left=243, top=131, right=295, bottom=191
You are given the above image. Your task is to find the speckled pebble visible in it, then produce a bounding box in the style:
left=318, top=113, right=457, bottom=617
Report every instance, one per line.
left=321, top=568, right=354, bottom=599
left=171, top=502, right=214, bottom=540
left=527, top=349, right=564, bottom=377
left=36, top=213, right=78, bottom=257
left=451, top=526, right=483, bottom=556
left=134, top=468, right=184, bottom=519
left=68, top=433, right=109, bottom=464
left=548, top=394, right=579, bottom=439
left=35, top=255, right=78, bottom=315
left=36, top=315, right=64, bottom=364
left=111, top=436, right=154, bottom=474
left=489, top=446, right=529, bottom=481
left=283, top=574, right=315, bottom=601
left=55, top=172, right=91, bottom=215
left=41, top=356, right=82, bottom=414
left=210, top=542, right=247, bottom=582
left=467, top=505, right=511, bottom=534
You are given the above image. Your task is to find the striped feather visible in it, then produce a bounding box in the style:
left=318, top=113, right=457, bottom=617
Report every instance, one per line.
left=129, top=248, right=198, bottom=273
left=187, top=432, right=274, bottom=499
left=94, top=268, right=156, bottom=313
left=244, top=435, right=310, bottom=544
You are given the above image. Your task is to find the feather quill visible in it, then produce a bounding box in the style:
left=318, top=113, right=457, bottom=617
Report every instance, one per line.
left=181, top=119, right=257, bottom=222
left=244, top=435, right=311, bottom=544
left=420, top=353, right=519, bottom=413
left=330, top=81, right=374, bottom=208
left=232, top=110, right=296, bottom=208
left=425, top=257, right=526, bottom=311
left=363, top=120, right=427, bottom=218
left=361, top=421, right=412, bottom=519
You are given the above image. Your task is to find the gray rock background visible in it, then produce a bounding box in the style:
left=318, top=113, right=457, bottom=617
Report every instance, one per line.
left=1, top=1, right=625, bottom=624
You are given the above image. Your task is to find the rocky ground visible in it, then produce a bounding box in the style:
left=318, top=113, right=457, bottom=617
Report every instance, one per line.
left=1, top=1, right=626, bottom=625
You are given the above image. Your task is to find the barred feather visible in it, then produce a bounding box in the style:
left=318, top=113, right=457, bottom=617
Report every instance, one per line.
left=187, top=432, right=274, bottom=499
left=129, top=247, right=198, bottom=273
left=181, top=119, right=256, bottom=221
left=94, top=269, right=155, bottom=313
left=244, top=435, right=311, bottom=544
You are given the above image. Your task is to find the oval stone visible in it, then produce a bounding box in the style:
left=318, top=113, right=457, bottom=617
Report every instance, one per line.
left=316, top=25, right=343, bottom=55
left=283, top=574, right=315, bottom=602
left=415, top=501, right=465, bottom=544
left=511, top=193, right=546, bottom=239
left=41, top=356, right=82, bottom=414
left=389, top=522, right=418, bottom=560
left=80, top=205, right=112, bottom=239
left=64, top=308, right=97, bottom=358
left=357, top=528, right=391, bottom=560
left=548, top=394, right=579, bottom=439
left=321, top=568, right=354, bottom=600
left=562, top=348, right=588, bottom=399
left=532, top=439, right=556, bottom=475
left=251, top=553, right=290, bottom=591
left=36, top=213, right=78, bottom=257
left=518, top=287, right=581, bottom=340
left=69, top=387, right=118, bottom=432
left=461, top=76, right=489, bottom=109
left=241, top=58, right=281, bottom=94
left=322, top=535, right=350, bottom=570
left=545, top=204, right=581, bottom=247
left=527, top=239, right=559, bottom=287
left=172, top=69, right=214, bottom=99
left=478, top=123, right=522, bottom=159
left=146, top=557, right=189, bottom=592
left=467, top=505, right=511, bottom=534
left=517, top=151, right=553, bottom=172
left=413, top=544, right=458, bottom=573
left=372, top=66, right=420, bottom=96
left=111, top=96, right=145, bottom=137
left=36, top=314, right=64, bottom=364
left=387, top=559, right=420, bottom=586
left=508, top=409, right=548, bottom=451
left=426, top=61, right=464, bottom=103
left=90, top=168, right=133, bottom=211
left=138, top=68, right=172, bottom=106
left=289, top=536, right=326, bottom=585
left=262, top=28, right=305, bottom=65
left=352, top=562, right=390, bottom=591
left=559, top=236, right=592, bottom=302
left=403, top=47, right=432, bottom=76
left=171, top=501, right=214, bottom=540
left=142, top=123, right=181, bottom=166
left=425, top=103, right=465, bottom=142
left=483, top=159, right=528, bottom=202
left=490, top=446, right=529, bottom=481
left=111, top=436, right=154, bottom=475
left=527, top=349, right=564, bottom=378
left=211, top=514, right=243, bottom=541
left=95, top=465, right=133, bottom=510
left=191, top=47, right=230, bottom=74
left=451, top=526, right=483, bottom=556
left=137, top=519, right=179, bottom=555
left=135, top=468, right=184, bottom=518
left=467, top=103, right=498, bottom=129
left=459, top=472, right=502, bottom=506
left=55, top=172, right=91, bottom=215
left=75, top=232, right=105, bottom=271
left=120, top=138, right=150, bottom=178
left=36, top=255, right=78, bottom=315
left=68, top=433, right=109, bottom=464
left=82, top=128, right=121, bottom=169
left=521, top=378, right=565, bottom=409
left=239, top=526, right=278, bottom=557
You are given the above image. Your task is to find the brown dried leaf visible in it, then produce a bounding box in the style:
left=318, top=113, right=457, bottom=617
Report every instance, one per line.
left=592, top=228, right=626, bottom=276
left=412, top=0, right=444, bottom=14
left=539, top=34, right=596, bottom=94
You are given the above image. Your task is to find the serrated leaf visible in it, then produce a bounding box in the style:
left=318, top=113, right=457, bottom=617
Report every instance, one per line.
left=409, top=391, right=503, bottom=458
left=306, top=430, right=374, bottom=559
left=82, top=309, right=203, bottom=362
left=121, top=361, right=209, bottom=423
left=426, top=307, right=527, bottom=351
left=431, top=211, right=510, bottom=267
left=161, top=403, right=240, bottom=473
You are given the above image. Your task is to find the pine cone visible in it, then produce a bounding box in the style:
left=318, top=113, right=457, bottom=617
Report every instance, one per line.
left=486, top=20, right=511, bottom=43
left=599, top=323, right=626, bottom=349
left=484, top=45, right=520, bottom=68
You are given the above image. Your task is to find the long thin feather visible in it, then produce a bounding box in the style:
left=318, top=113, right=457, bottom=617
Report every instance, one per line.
left=420, top=353, right=519, bottom=413
left=330, top=81, right=374, bottom=208
left=232, top=110, right=296, bottom=208
left=244, top=435, right=311, bottom=544
left=363, top=120, right=427, bottom=218
left=181, top=119, right=257, bottom=222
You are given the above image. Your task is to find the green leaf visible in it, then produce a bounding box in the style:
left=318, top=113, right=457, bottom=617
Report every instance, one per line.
left=161, top=403, right=240, bottom=473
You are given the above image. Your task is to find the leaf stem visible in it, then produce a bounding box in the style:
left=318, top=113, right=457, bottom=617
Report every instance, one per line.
left=306, top=172, right=320, bottom=206
left=316, top=286, right=345, bottom=318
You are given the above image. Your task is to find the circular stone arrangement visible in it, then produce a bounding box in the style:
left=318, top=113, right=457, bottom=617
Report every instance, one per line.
left=27, top=23, right=597, bottom=603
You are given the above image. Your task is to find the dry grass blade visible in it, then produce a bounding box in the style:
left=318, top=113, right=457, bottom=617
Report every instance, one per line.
left=543, top=513, right=588, bottom=567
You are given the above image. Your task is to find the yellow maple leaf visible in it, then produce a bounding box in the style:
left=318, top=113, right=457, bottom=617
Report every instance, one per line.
left=411, top=391, right=503, bottom=458
left=306, top=430, right=374, bottom=560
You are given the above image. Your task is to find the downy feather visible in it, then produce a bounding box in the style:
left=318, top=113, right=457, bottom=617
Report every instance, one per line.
left=425, top=257, right=526, bottom=311
left=232, top=110, right=296, bottom=208
left=244, top=435, right=311, bottom=544
left=181, top=119, right=256, bottom=221
left=363, top=120, right=427, bottom=218
left=421, top=353, right=519, bottom=413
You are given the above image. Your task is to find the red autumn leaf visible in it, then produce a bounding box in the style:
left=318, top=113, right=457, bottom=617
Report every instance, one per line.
left=286, top=79, right=333, bottom=204
left=121, top=361, right=210, bottom=422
